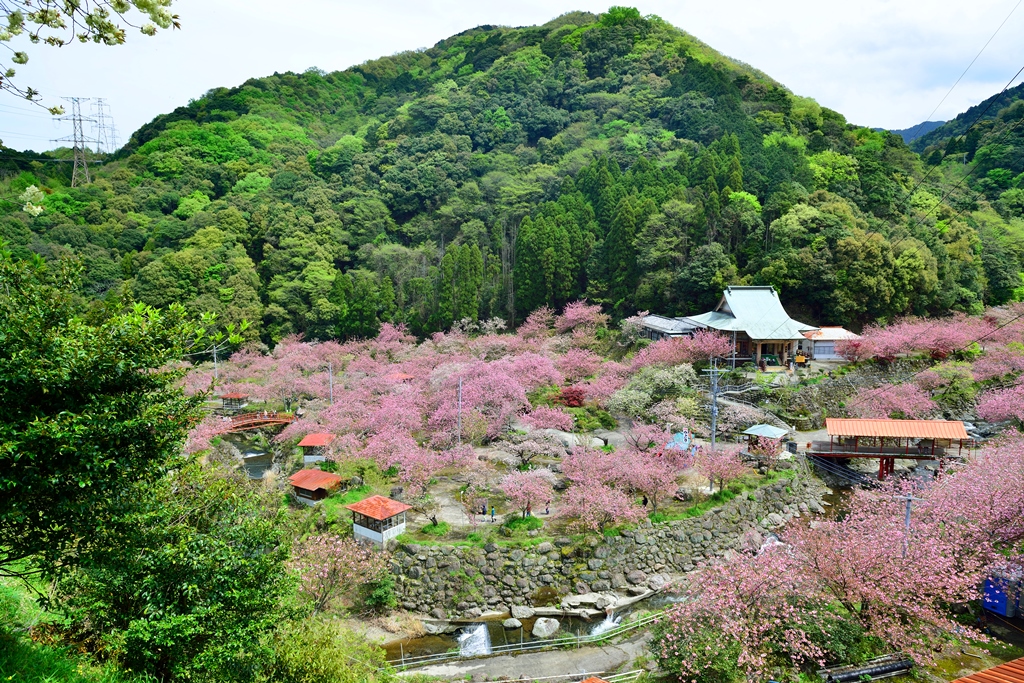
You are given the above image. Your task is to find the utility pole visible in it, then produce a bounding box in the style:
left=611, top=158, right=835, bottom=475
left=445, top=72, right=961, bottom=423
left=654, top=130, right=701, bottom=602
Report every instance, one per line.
left=328, top=362, right=334, bottom=405
left=703, top=358, right=721, bottom=450
left=895, top=493, right=925, bottom=558
left=457, top=377, right=463, bottom=445
left=53, top=97, right=97, bottom=187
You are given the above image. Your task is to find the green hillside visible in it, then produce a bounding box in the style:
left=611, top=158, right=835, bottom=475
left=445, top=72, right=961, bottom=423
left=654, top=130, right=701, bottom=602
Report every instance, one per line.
left=1, top=7, right=1018, bottom=342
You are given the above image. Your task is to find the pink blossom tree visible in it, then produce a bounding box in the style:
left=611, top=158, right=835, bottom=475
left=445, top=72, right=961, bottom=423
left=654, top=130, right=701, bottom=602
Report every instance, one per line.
left=653, top=546, right=835, bottom=682
left=695, top=445, right=749, bottom=492
left=557, top=348, right=604, bottom=382
left=558, top=482, right=644, bottom=532
left=554, top=300, right=609, bottom=334
left=520, top=406, right=575, bottom=432
left=500, top=471, right=554, bottom=519
left=978, top=384, right=1024, bottom=423
left=629, top=330, right=733, bottom=371
left=290, top=534, right=391, bottom=613
left=517, top=305, right=554, bottom=339
left=848, top=383, right=936, bottom=419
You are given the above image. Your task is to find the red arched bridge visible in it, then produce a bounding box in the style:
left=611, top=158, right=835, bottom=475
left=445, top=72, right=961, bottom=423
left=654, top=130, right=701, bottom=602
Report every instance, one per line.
left=214, top=412, right=295, bottom=434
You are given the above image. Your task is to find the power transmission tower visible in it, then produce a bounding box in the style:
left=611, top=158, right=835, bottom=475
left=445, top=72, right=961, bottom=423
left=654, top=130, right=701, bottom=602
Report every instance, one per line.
left=109, top=124, right=121, bottom=151
left=92, top=98, right=114, bottom=153
left=53, top=97, right=97, bottom=187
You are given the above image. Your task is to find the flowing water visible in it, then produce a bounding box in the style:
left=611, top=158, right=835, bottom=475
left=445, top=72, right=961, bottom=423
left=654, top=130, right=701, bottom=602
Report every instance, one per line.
left=457, top=623, right=492, bottom=656
left=589, top=611, right=622, bottom=636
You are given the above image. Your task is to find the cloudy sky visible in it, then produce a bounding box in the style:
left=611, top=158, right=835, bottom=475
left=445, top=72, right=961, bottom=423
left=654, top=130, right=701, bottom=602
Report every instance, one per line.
left=2, top=0, right=1023, bottom=152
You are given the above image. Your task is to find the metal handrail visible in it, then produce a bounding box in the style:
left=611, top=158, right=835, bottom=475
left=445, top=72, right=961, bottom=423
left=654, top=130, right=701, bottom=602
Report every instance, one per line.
left=388, top=611, right=664, bottom=670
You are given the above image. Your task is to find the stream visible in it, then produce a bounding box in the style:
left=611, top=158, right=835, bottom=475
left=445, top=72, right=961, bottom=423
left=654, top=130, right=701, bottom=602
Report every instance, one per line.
left=221, top=433, right=276, bottom=479
left=383, top=592, right=684, bottom=662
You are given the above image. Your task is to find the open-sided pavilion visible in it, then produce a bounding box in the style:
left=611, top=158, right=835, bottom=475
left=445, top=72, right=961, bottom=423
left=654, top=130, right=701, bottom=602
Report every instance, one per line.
left=809, top=417, right=972, bottom=480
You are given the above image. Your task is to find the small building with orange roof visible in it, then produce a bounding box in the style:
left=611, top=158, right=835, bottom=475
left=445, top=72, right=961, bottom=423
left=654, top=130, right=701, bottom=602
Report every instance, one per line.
left=289, top=469, right=343, bottom=505
left=219, top=392, right=249, bottom=412
left=297, top=433, right=336, bottom=463
left=346, top=495, right=412, bottom=545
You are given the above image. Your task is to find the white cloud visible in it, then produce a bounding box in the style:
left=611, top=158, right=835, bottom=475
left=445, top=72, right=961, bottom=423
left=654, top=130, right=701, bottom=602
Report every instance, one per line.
left=2, top=0, right=1023, bottom=150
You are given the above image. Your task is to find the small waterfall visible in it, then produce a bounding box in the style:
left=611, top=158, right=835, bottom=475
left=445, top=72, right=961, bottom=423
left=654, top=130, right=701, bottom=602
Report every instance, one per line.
left=590, top=611, right=621, bottom=636
left=458, top=623, right=492, bottom=656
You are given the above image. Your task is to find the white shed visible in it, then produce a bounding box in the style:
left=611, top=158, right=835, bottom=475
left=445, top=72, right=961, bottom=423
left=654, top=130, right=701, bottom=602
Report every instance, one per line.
left=801, top=327, right=860, bottom=360
left=345, top=495, right=412, bottom=546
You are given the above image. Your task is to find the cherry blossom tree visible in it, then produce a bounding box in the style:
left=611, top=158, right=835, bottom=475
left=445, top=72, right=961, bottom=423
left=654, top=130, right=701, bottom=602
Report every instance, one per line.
left=557, top=348, right=604, bottom=382
left=848, top=383, right=936, bottom=419
left=520, top=406, right=575, bottom=432
left=290, top=535, right=391, bottom=613
left=746, top=435, right=783, bottom=470
left=558, top=482, right=644, bottom=532
left=695, top=446, right=749, bottom=492
left=653, top=545, right=836, bottom=682
left=517, top=306, right=554, bottom=339
left=978, top=384, right=1024, bottom=424
left=500, top=471, right=554, bottom=519
left=630, top=330, right=733, bottom=371
left=554, top=300, right=609, bottom=334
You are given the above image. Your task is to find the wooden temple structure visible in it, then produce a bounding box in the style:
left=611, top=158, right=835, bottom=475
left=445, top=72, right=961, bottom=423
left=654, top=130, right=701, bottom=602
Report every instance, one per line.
left=809, top=418, right=973, bottom=480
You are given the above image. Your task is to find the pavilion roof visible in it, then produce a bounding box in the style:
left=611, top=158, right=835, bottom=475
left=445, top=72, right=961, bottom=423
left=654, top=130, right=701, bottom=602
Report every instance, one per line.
left=950, top=658, right=1024, bottom=683
left=346, top=495, right=412, bottom=521
left=220, top=392, right=250, bottom=399
left=683, top=286, right=817, bottom=341
left=297, top=433, right=336, bottom=447
left=288, top=469, right=343, bottom=491
left=825, top=418, right=969, bottom=440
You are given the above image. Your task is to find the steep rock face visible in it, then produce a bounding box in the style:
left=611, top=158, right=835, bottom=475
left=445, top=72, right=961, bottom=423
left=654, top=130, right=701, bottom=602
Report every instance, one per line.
left=392, top=475, right=829, bottom=617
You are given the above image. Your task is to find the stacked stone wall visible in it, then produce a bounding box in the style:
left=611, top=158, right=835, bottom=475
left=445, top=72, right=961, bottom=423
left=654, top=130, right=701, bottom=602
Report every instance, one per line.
left=394, top=476, right=830, bottom=618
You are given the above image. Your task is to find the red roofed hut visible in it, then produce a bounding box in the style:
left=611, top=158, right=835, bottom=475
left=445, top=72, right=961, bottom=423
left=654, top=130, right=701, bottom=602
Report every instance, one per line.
left=219, top=392, right=249, bottom=412
left=289, top=469, right=343, bottom=505
left=346, top=495, right=412, bottom=545
left=298, top=433, right=336, bottom=464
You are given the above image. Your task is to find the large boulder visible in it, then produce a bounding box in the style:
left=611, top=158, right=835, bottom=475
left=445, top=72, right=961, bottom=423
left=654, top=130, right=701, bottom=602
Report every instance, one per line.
left=532, top=617, right=560, bottom=638
left=503, top=618, right=522, bottom=629
left=511, top=605, right=535, bottom=619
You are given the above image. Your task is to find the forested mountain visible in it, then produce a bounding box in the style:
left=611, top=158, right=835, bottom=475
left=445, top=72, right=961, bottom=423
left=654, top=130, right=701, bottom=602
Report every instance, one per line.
left=887, top=120, right=945, bottom=143
left=1, top=7, right=1020, bottom=344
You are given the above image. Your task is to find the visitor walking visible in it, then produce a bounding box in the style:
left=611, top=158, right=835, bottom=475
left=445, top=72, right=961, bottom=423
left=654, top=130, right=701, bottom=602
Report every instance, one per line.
left=491, top=506, right=496, bottom=523
left=545, top=500, right=550, bottom=515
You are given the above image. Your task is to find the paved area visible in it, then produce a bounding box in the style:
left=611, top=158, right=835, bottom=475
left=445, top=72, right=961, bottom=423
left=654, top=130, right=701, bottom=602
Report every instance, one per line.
left=401, top=635, right=649, bottom=681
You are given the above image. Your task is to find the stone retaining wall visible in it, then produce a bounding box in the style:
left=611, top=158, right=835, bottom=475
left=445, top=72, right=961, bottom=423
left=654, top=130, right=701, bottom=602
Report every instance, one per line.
left=393, top=475, right=830, bottom=618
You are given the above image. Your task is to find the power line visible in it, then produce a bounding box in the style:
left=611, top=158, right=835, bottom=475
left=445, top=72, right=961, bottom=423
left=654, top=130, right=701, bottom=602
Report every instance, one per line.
left=922, top=0, right=1023, bottom=125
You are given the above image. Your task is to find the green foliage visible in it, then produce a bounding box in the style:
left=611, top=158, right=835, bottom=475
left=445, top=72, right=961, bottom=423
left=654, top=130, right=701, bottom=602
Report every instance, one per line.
left=504, top=515, right=544, bottom=531
left=52, top=464, right=291, bottom=683
left=269, top=618, right=396, bottom=683
left=0, top=252, right=204, bottom=578
left=364, top=574, right=398, bottom=612
left=421, top=520, right=452, bottom=536
left=1, top=10, right=1015, bottom=338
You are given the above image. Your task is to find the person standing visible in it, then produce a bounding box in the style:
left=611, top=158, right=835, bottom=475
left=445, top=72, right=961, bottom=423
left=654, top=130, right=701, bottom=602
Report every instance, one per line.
left=545, top=500, right=550, bottom=515
left=491, top=506, right=496, bottom=523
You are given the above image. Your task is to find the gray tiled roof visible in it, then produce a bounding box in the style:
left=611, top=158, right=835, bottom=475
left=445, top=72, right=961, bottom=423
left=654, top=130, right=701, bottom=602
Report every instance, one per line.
left=683, top=286, right=816, bottom=341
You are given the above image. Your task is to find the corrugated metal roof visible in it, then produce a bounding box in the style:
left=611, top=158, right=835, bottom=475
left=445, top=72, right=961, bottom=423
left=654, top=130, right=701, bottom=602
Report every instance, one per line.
left=298, top=433, right=336, bottom=447
left=951, top=657, right=1024, bottom=683
left=804, top=326, right=861, bottom=341
left=826, top=418, right=969, bottom=440
left=744, top=424, right=790, bottom=438
left=346, top=495, right=412, bottom=520
left=288, top=469, right=343, bottom=491
left=685, top=286, right=816, bottom=341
